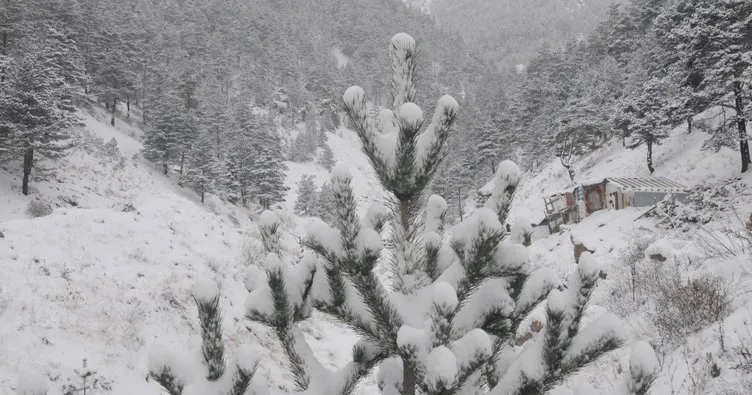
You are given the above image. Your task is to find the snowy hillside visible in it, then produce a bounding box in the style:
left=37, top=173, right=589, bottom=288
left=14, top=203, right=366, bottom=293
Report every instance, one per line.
left=0, top=108, right=381, bottom=394
left=513, top=108, right=742, bottom=224
left=2, top=101, right=751, bottom=394
left=505, top=109, right=752, bottom=393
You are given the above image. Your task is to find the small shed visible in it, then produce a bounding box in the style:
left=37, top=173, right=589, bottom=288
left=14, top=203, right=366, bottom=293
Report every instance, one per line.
left=543, top=191, right=580, bottom=233
left=605, top=177, right=689, bottom=208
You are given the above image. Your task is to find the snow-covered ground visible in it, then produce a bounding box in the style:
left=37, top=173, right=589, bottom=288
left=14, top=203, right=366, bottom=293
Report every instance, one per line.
left=508, top=108, right=752, bottom=393
left=1, top=103, right=751, bottom=394
left=0, top=108, right=375, bottom=394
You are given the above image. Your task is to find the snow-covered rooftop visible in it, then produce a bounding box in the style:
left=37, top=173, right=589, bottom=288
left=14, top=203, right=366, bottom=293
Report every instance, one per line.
left=606, top=177, right=688, bottom=193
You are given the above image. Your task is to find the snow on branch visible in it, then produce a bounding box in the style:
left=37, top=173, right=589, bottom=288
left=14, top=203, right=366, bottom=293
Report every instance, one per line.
left=149, top=281, right=258, bottom=395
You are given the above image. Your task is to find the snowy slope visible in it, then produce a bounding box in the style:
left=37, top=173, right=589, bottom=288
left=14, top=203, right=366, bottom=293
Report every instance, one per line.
left=2, top=100, right=751, bottom=394
left=513, top=108, right=741, bottom=224
left=0, top=109, right=377, bottom=394
left=504, top=109, right=752, bottom=393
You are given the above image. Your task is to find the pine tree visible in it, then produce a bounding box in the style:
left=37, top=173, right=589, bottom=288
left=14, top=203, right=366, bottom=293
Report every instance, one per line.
left=0, top=36, right=79, bottom=195
left=250, top=115, right=289, bottom=209
left=313, top=181, right=336, bottom=224
left=149, top=279, right=258, bottom=395
left=476, top=117, right=500, bottom=176
left=657, top=0, right=752, bottom=172
left=318, top=141, right=336, bottom=171
left=618, top=75, right=673, bottom=174
left=294, top=175, right=318, bottom=216
left=183, top=131, right=221, bottom=204
left=142, top=92, right=185, bottom=175
left=227, top=103, right=259, bottom=205
left=244, top=33, right=651, bottom=395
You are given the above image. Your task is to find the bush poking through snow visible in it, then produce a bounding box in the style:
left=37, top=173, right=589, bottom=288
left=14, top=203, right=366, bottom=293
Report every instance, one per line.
left=243, top=33, right=638, bottom=395
left=608, top=241, right=732, bottom=351
left=731, top=325, right=752, bottom=391
left=149, top=279, right=258, bottom=395
left=652, top=275, right=731, bottom=348
left=651, top=181, right=748, bottom=231
left=625, top=341, right=659, bottom=395
left=26, top=199, right=52, bottom=218
left=606, top=233, right=654, bottom=317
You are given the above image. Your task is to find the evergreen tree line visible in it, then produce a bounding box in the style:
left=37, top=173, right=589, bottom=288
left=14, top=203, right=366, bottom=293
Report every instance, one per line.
left=294, top=175, right=336, bottom=222
left=0, top=2, right=85, bottom=195
left=493, top=0, right=752, bottom=177
left=0, top=0, right=511, bottom=210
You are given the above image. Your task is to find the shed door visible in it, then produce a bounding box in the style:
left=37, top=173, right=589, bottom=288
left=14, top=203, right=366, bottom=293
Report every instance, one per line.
left=588, top=189, right=602, bottom=213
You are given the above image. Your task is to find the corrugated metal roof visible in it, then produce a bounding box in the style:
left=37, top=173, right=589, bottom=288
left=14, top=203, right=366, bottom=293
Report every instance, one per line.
left=606, top=177, right=688, bottom=193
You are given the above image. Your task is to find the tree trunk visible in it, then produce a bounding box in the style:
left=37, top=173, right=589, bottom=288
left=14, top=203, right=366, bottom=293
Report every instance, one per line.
left=457, top=187, right=464, bottom=221
left=126, top=95, right=131, bottom=119
left=401, top=359, right=417, bottom=395
left=734, top=83, right=750, bottom=173
left=22, top=147, right=33, bottom=196
left=646, top=139, right=655, bottom=175
left=200, top=190, right=205, bottom=204
left=1, top=30, right=7, bottom=83
left=687, top=117, right=692, bottom=134
left=179, top=150, right=186, bottom=177
left=162, top=162, right=168, bottom=175
left=111, top=98, right=117, bottom=126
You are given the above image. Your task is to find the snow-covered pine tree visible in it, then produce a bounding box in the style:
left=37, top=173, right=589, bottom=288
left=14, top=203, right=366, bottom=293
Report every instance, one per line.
left=657, top=0, right=752, bottom=172
left=618, top=75, right=672, bottom=174
left=0, top=34, right=79, bottom=195
left=476, top=117, right=500, bottom=176
left=294, top=175, right=318, bottom=216
left=143, top=92, right=186, bottom=175
left=244, top=33, right=651, bottom=395
left=318, top=142, right=336, bottom=171
left=250, top=116, right=288, bottom=209
left=313, top=181, right=337, bottom=224
left=226, top=103, right=259, bottom=205
left=288, top=132, right=316, bottom=162
left=183, top=131, right=221, bottom=204
left=149, top=279, right=258, bottom=395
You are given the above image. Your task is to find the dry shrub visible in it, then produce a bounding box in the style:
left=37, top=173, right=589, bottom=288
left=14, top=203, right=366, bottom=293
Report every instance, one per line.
left=606, top=233, right=653, bottom=317
left=26, top=199, right=53, bottom=218
left=652, top=275, right=731, bottom=347
left=607, top=235, right=732, bottom=350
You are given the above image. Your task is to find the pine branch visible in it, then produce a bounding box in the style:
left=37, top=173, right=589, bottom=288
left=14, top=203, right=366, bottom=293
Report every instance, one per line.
left=392, top=109, right=423, bottom=201
left=349, top=272, right=404, bottom=351
left=414, top=102, right=459, bottom=192
left=149, top=367, right=183, bottom=395
left=267, top=267, right=312, bottom=390
left=194, top=294, right=225, bottom=381
left=560, top=336, right=623, bottom=379
left=389, top=33, right=417, bottom=109
left=626, top=342, right=659, bottom=395
left=292, top=265, right=317, bottom=323
left=342, top=88, right=390, bottom=186
left=453, top=226, right=504, bottom=302
left=424, top=241, right=441, bottom=282
left=226, top=363, right=257, bottom=395
left=543, top=292, right=568, bottom=377
left=564, top=264, right=599, bottom=346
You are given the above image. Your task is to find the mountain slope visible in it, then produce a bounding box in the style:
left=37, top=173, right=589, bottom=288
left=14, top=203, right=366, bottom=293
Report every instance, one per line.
left=0, top=108, right=379, bottom=394
left=430, top=0, right=623, bottom=67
